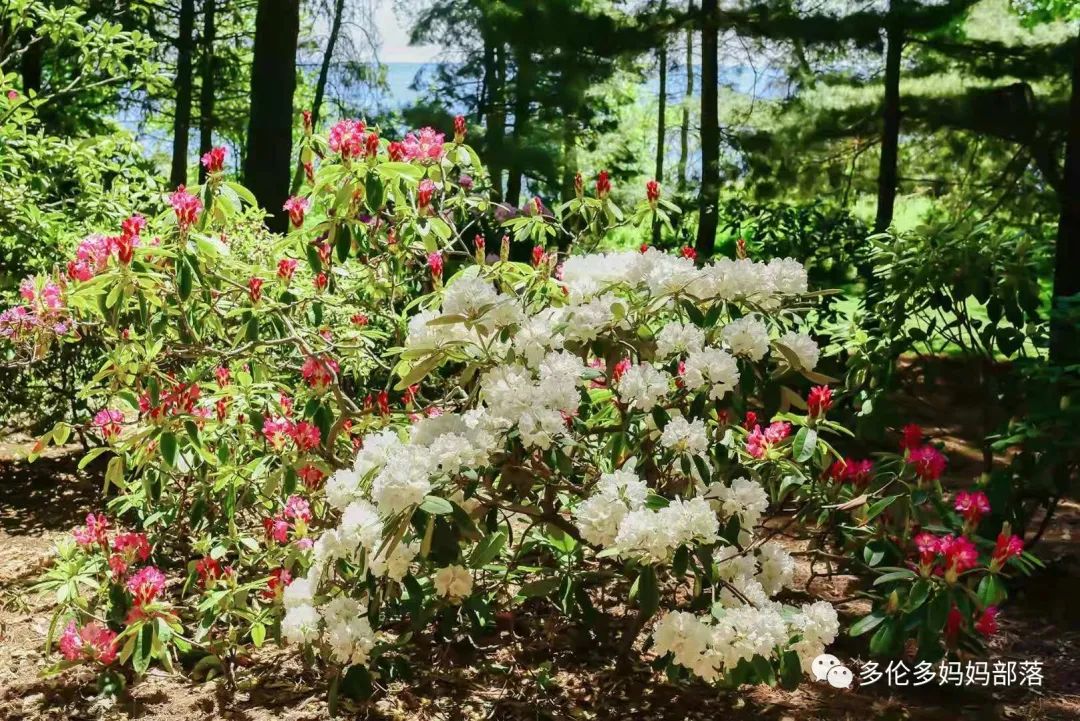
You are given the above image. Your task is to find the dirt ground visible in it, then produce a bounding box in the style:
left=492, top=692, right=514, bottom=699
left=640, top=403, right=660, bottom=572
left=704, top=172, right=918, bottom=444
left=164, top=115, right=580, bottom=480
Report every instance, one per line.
left=1, top=360, right=1079, bottom=721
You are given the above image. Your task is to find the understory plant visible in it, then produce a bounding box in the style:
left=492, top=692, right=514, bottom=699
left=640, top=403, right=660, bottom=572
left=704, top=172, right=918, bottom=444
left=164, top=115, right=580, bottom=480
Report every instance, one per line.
left=277, top=243, right=848, bottom=696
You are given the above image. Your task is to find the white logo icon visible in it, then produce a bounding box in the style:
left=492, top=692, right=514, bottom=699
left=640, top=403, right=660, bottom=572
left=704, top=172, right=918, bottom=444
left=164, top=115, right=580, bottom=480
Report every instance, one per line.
left=812, top=654, right=853, bottom=688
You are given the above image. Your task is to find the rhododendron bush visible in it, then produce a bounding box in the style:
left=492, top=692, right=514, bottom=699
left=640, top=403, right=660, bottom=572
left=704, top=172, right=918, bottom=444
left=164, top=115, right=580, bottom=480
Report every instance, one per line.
left=277, top=244, right=849, bottom=693
left=3, top=111, right=1040, bottom=702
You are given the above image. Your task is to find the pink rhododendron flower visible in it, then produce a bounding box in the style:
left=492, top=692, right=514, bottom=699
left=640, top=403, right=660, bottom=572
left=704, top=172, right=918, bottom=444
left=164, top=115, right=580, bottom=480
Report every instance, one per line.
left=248, top=276, right=263, bottom=303
left=680, top=246, right=697, bottom=260
left=112, top=532, right=150, bottom=564
left=746, top=421, right=792, bottom=459
left=291, top=421, right=321, bottom=451
left=263, top=416, right=293, bottom=450
left=59, top=621, right=118, bottom=665
left=975, top=606, right=999, bottom=637
left=301, top=354, right=339, bottom=391
left=954, top=490, right=990, bottom=526
left=939, top=535, right=978, bottom=580
left=453, top=115, right=466, bottom=143
left=908, top=444, right=947, bottom=482
left=387, top=140, right=405, bottom=161
left=991, top=533, right=1023, bottom=569
left=945, top=605, right=964, bottom=642
left=646, top=179, right=661, bottom=205
left=914, top=531, right=940, bottom=569
left=826, top=457, right=873, bottom=486
left=215, top=366, right=231, bottom=387
left=417, top=178, right=436, bottom=211
left=314, top=271, right=328, bottom=291
left=284, top=495, right=311, bottom=523
left=264, top=515, right=290, bottom=543
left=531, top=245, right=546, bottom=268
left=427, top=251, right=443, bottom=281
left=262, top=567, right=292, bottom=601
left=93, top=408, right=123, bottom=440
left=73, top=512, right=109, bottom=547
left=610, top=358, right=632, bottom=385
left=297, top=464, right=325, bottom=489
left=596, top=170, right=611, bottom=199
left=169, top=186, right=203, bottom=231
left=807, top=385, right=832, bottom=417
left=900, top=423, right=923, bottom=451
left=283, top=195, right=310, bottom=228
left=328, top=118, right=366, bottom=158
left=401, top=127, right=445, bottom=162
left=200, top=146, right=227, bottom=173
left=277, top=258, right=298, bottom=281
left=127, top=565, right=166, bottom=606
left=195, top=556, right=222, bottom=587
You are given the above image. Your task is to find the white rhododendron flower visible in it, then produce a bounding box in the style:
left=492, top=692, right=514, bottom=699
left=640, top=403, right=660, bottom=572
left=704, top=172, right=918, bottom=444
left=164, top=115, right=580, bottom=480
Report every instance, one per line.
left=433, top=564, right=473, bottom=601
left=776, top=330, right=820, bottom=371
left=721, top=315, right=771, bottom=361
left=281, top=603, right=320, bottom=644
left=660, top=416, right=709, bottom=457
left=655, top=321, right=706, bottom=359
left=617, top=362, right=671, bottom=412
left=681, top=346, right=740, bottom=399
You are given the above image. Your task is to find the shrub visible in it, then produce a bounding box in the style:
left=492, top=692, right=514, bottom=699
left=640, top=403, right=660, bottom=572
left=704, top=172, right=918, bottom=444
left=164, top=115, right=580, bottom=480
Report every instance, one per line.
left=276, top=244, right=849, bottom=695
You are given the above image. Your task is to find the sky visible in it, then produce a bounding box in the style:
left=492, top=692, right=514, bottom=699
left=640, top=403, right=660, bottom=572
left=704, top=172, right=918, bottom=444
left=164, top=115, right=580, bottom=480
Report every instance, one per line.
left=372, top=2, right=442, bottom=64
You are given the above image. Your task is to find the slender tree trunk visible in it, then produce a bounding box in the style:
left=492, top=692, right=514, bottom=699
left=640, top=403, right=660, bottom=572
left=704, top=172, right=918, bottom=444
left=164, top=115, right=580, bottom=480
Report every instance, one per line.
left=874, top=9, right=903, bottom=234
left=170, top=0, right=196, bottom=188
left=505, top=47, right=531, bottom=209
left=694, top=0, right=719, bottom=258
left=653, top=0, right=668, bottom=245
left=20, top=33, right=42, bottom=94
left=197, top=0, right=217, bottom=183
left=678, top=10, right=693, bottom=194
left=290, top=0, right=345, bottom=194
left=1050, top=28, right=1080, bottom=365
left=483, top=36, right=505, bottom=200
left=245, top=0, right=300, bottom=234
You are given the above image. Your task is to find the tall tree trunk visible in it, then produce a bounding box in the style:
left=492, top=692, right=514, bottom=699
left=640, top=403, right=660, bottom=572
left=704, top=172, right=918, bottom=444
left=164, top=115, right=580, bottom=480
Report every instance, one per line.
left=290, top=0, right=345, bottom=194
left=245, top=0, right=300, bottom=234
left=505, top=46, right=531, bottom=209
left=20, top=33, right=42, bottom=94
left=874, top=9, right=903, bottom=234
left=197, top=0, right=217, bottom=183
left=170, top=0, right=196, bottom=188
left=483, top=36, right=505, bottom=200
left=1050, top=28, right=1080, bottom=366
left=653, top=0, right=668, bottom=245
left=694, top=0, right=719, bottom=258
left=678, top=8, right=693, bottom=194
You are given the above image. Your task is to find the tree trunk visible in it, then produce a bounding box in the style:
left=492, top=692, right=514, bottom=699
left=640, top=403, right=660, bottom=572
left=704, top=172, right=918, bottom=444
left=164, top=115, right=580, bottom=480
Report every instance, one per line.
left=1050, top=28, right=1080, bottom=366
left=874, top=10, right=903, bottom=234
left=20, top=33, right=42, bottom=94
left=290, top=0, right=345, bottom=194
left=245, top=0, right=300, bottom=234
left=170, top=0, right=196, bottom=188
left=677, top=8, right=693, bottom=194
left=197, top=0, right=217, bottom=183
left=483, top=35, right=505, bottom=200
left=694, top=0, right=719, bottom=258
left=505, top=46, right=531, bottom=209
left=653, top=0, right=668, bottom=245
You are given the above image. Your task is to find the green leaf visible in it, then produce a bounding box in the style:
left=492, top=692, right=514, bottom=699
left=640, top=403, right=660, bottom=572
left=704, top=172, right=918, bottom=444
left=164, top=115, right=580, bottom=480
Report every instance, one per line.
left=848, top=611, right=886, bottom=637
left=873, top=569, right=916, bottom=586
left=636, top=565, right=660, bottom=618
left=160, top=431, right=179, bottom=468
left=470, top=531, right=506, bottom=567
left=865, top=494, right=900, bottom=522
left=519, top=577, right=561, bottom=598
left=250, top=622, right=266, bottom=648
left=419, top=496, right=453, bottom=515
left=976, top=574, right=1006, bottom=607
left=791, top=427, right=817, bottom=462
left=869, top=619, right=896, bottom=656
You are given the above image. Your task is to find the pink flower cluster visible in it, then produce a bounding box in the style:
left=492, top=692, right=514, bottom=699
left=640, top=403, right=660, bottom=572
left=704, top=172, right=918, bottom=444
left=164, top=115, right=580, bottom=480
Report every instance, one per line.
left=169, top=186, right=203, bottom=231
left=900, top=425, right=947, bottom=482
left=301, top=354, right=339, bottom=391
left=283, top=195, right=310, bottom=227
left=59, top=620, right=118, bottom=666
left=263, top=495, right=312, bottom=546
left=328, top=118, right=370, bottom=159
left=826, top=457, right=874, bottom=486
left=109, top=531, right=151, bottom=577
left=139, top=378, right=201, bottom=421
left=66, top=215, right=148, bottom=282
left=93, top=408, right=123, bottom=440
left=954, top=490, right=990, bottom=527
left=0, top=276, right=71, bottom=343
left=913, top=532, right=979, bottom=581
left=200, top=146, right=227, bottom=174
left=746, top=421, right=792, bottom=459
left=262, top=416, right=321, bottom=452
left=400, top=127, right=446, bottom=162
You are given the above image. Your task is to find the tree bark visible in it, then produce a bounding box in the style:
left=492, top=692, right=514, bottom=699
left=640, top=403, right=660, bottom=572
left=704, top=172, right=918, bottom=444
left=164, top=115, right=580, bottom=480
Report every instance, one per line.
left=874, top=7, right=903, bottom=234
left=20, top=33, right=42, bottom=95
left=170, top=0, right=196, bottom=188
left=653, top=0, right=668, bottom=245
left=197, top=0, right=217, bottom=183
left=505, top=46, right=531, bottom=209
left=677, top=6, right=693, bottom=194
left=483, top=35, right=505, bottom=200
left=1050, top=28, right=1080, bottom=365
left=245, top=0, right=300, bottom=234
left=290, top=0, right=345, bottom=195
left=694, top=0, right=719, bottom=258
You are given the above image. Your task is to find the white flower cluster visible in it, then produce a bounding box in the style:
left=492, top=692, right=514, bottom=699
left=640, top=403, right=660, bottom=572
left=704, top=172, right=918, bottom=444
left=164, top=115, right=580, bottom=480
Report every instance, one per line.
left=281, top=584, right=377, bottom=666
left=652, top=597, right=837, bottom=683
left=573, top=468, right=650, bottom=546
left=704, top=477, right=770, bottom=532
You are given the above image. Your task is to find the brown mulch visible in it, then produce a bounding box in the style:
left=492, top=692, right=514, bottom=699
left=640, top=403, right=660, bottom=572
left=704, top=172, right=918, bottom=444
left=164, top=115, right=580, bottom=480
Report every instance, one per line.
left=1, top=360, right=1078, bottom=721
